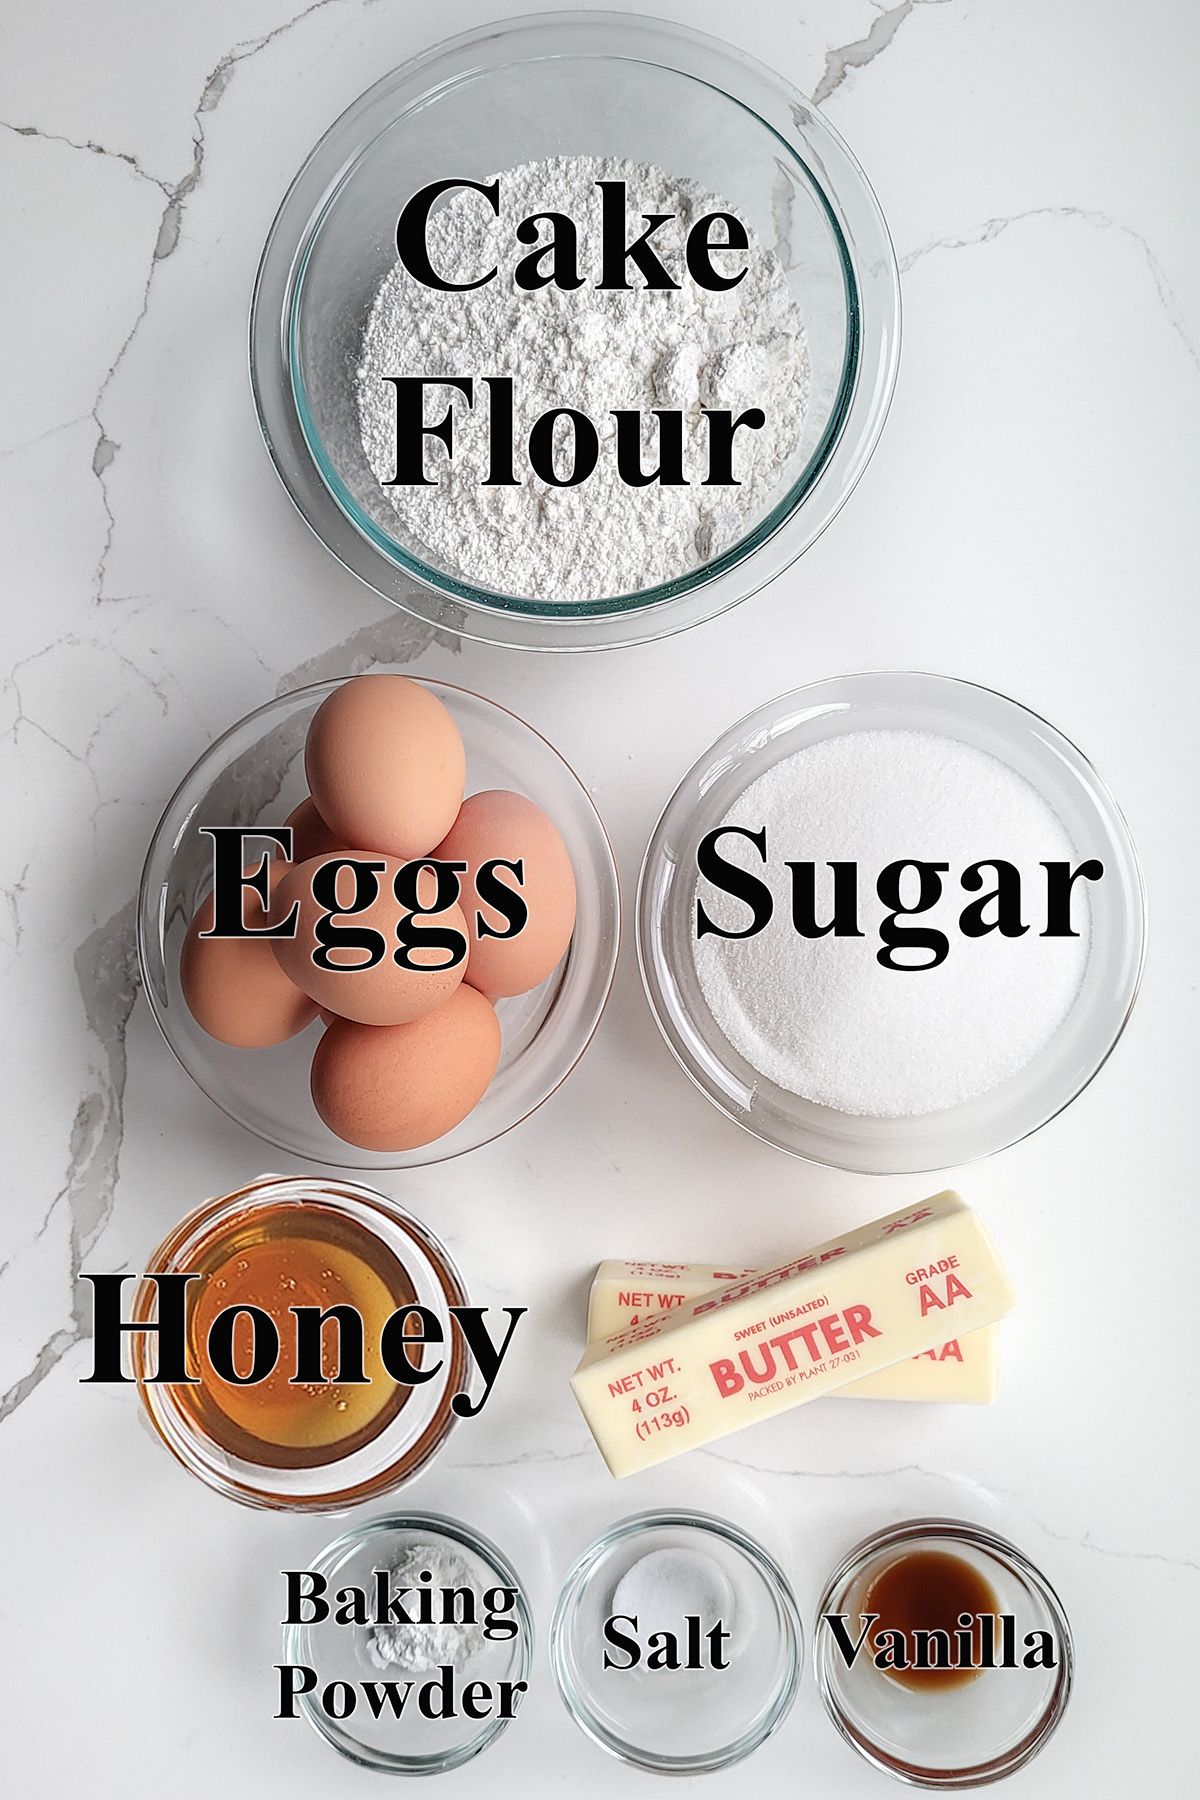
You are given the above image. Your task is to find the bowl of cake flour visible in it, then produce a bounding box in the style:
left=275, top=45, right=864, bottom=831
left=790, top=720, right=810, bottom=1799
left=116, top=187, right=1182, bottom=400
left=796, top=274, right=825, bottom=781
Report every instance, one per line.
left=251, top=13, right=900, bottom=649
left=637, top=673, right=1145, bottom=1173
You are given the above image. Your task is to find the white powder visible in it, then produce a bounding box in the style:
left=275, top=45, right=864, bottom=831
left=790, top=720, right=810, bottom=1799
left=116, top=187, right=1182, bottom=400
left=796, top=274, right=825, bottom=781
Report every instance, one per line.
left=357, top=156, right=809, bottom=603
left=693, top=731, right=1091, bottom=1117
left=610, top=1548, right=733, bottom=1645
left=364, top=1542, right=485, bottom=1673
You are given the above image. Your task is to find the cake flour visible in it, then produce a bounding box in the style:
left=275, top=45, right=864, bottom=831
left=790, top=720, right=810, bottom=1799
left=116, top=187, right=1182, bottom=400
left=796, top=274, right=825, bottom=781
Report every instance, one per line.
left=357, top=156, right=810, bottom=604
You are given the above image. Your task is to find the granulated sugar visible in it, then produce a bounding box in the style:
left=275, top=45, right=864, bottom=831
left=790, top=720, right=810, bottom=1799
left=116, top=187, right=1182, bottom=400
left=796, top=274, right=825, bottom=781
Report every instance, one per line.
left=693, top=731, right=1090, bottom=1117
left=357, top=156, right=809, bottom=603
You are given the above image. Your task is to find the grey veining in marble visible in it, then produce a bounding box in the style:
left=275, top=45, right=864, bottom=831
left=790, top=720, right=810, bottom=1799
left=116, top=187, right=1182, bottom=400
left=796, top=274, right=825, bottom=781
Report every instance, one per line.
left=1, top=3, right=1197, bottom=1794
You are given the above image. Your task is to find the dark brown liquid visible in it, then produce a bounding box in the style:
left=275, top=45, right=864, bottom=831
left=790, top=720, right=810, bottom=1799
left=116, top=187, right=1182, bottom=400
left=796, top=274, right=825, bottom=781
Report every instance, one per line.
left=176, top=1202, right=418, bottom=1470
left=862, top=1550, right=999, bottom=1691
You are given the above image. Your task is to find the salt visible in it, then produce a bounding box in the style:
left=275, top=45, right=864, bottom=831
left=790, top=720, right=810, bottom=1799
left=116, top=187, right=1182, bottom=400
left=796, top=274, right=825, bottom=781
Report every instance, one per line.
left=693, top=730, right=1090, bottom=1117
left=610, top=1547, right=733, bottom=1649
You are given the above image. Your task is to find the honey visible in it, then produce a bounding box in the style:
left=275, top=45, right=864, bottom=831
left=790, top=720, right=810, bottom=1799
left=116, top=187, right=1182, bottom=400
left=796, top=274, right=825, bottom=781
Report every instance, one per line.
left=178, top=1201, right=419, bottom=1470
left=861, top=1549, right=999, bottom=1691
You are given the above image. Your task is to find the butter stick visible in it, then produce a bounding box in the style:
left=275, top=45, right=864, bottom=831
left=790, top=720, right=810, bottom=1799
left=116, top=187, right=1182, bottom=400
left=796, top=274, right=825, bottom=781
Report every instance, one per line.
left=571, top=1192, right=1015, bottom=1477
left=586, top=1261, right=999, bottom=1403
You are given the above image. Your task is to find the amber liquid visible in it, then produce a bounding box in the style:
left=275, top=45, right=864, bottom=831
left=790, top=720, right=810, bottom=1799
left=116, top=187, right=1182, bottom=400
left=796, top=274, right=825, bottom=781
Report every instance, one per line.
left=177, top=1202, right=421, bottom=1470
left=862, top=1550, right=999, bottom=1691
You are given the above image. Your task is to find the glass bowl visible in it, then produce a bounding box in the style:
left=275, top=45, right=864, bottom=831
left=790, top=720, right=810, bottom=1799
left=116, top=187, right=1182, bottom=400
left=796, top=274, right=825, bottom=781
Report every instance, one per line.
left=550, top=1509, right=802, bottom=1773
left=250, top=11, right=900, bottom=650
left=282, top=1511, right=532, bottom=1771
left=814, top=1519, right=1074, bottom=1787
left=137, top=675, right=619, bottom=1167
left=638, top=672, right=1145, bottom=1174
left=133, top=1175, right=469, bottom=1511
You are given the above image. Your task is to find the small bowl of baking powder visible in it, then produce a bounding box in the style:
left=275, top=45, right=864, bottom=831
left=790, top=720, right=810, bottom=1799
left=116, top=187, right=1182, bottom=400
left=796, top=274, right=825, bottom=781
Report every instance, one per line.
left=282, top=1512, right=533, bottom=1773
left=251, top=12, right=899, bottom=650
left=637, top=672, right=1145, bottom=1173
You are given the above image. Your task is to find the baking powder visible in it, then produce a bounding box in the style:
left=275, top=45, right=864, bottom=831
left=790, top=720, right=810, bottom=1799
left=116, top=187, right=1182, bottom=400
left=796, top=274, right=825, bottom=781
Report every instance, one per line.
left=365, top=1542, right=485, bottom=1672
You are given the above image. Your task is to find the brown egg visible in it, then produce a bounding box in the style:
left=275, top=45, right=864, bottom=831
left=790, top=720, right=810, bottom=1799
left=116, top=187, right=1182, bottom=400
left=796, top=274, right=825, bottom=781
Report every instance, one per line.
left=284, top=795, right=343, bottom=863
left=434, top=790, right=577, bottom=997
left=180, top=861, right=318, bottom=1048
left=271, top=853, right=468, bottom=1026
left=311, top=987, right=502, bottom=1151
left=305, top=674, right=465, bottom=860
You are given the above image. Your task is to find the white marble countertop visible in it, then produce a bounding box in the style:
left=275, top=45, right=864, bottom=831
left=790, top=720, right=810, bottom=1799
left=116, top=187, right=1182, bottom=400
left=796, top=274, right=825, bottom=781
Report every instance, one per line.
left=2, top=1, right=1197, bottom=1793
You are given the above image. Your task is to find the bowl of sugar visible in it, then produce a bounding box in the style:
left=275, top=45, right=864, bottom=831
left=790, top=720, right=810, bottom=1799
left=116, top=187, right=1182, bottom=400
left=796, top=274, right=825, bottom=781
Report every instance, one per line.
left=637, top=672, right=1145, bottom=1174
left=250, top=12, right=900, bottom=650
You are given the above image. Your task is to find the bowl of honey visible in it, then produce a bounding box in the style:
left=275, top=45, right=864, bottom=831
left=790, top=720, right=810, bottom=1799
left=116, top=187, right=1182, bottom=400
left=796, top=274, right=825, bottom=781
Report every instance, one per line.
left=132, top=1174, right=469, bottom=1510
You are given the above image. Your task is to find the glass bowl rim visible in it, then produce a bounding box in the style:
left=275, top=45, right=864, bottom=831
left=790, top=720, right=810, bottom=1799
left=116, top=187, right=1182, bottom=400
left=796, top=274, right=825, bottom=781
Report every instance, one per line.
left=249, top=8, right=901, bottom=650
left=636, top=668, right=1147, bottom=1174
left=812, top=1515, right=1075, bottom=1789
left=282, top=1507, right=533, bottom=1773
left=285, top=29, right=860, bottom=620
left=135, top=673, right=621, bottom=1168
left=549, top=1505, right=804, bottom=1773
left=133, top=1174, right=469, bottom=1511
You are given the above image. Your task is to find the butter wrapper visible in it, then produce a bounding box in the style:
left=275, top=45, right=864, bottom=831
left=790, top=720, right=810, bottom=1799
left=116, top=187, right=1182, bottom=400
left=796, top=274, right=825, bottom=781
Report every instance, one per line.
left=586, top=1261, right=999, bottom=1403
left=571, top=1191, right=1014, bottom=1477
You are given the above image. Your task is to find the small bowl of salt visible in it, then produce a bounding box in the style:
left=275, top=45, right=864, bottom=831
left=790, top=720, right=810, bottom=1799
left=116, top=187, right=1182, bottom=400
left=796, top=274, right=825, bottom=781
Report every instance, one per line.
left=250, top=13, right=899, bottom=649
left=638, top=671, right=1145, bottom=1174
left=550, top=1509, right=802, bottom=1772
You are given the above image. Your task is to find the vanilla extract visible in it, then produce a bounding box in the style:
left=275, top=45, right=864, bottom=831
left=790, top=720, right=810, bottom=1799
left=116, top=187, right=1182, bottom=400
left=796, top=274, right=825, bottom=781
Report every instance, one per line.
left=826, top=1549, right=1059, bottom=1689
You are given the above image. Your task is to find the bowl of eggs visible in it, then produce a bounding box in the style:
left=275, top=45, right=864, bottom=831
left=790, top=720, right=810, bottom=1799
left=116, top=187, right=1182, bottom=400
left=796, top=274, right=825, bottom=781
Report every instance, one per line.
left=137, top=672, right=619, bottom=1166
